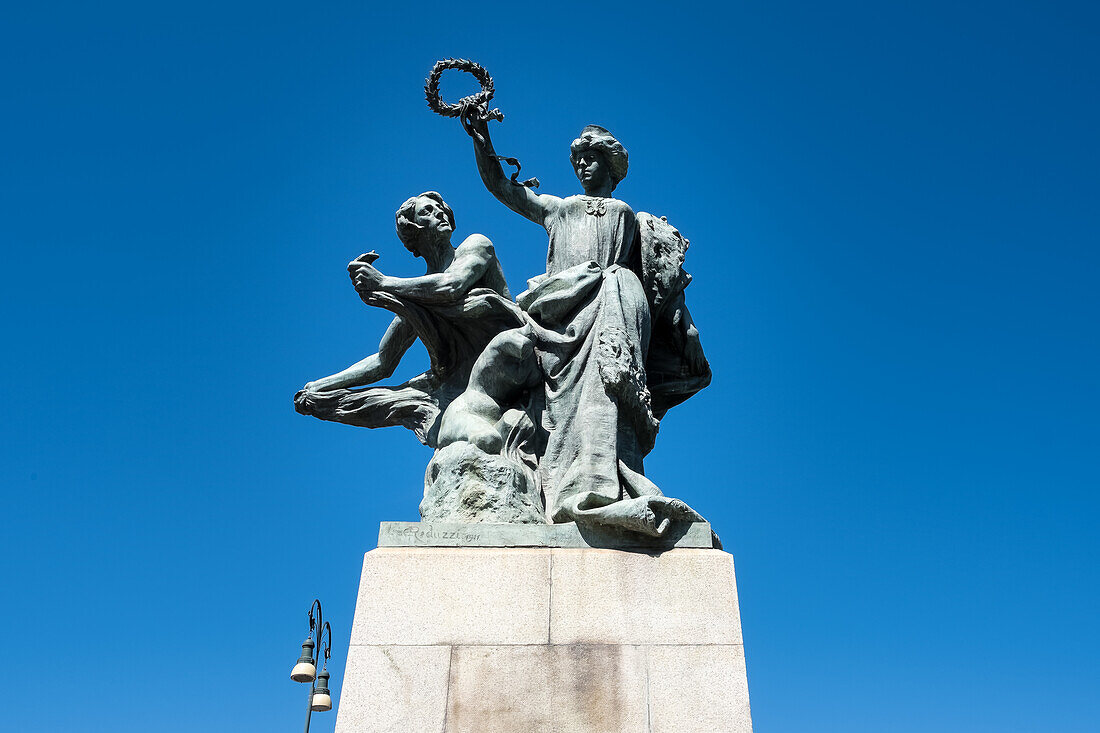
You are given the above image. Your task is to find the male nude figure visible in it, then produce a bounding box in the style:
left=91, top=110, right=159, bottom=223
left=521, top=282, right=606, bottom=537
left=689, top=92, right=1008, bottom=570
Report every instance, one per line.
left=302, top=191, right=510, bottom=393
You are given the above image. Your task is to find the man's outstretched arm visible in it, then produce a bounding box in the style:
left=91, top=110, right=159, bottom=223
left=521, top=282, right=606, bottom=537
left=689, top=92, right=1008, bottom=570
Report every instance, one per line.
left=303, top=316, right=416, bottom=391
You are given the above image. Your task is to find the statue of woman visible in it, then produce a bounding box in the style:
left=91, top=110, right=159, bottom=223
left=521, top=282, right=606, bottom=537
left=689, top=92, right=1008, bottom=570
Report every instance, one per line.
left=464, top=112, right=707, bottom=537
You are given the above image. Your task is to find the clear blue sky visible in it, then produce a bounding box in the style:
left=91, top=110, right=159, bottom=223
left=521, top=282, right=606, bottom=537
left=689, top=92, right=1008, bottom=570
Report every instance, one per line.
left=2, top=2, right=1098, bottom=731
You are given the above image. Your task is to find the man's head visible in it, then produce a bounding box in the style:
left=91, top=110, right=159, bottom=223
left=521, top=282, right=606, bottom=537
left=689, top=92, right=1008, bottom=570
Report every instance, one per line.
left=570, top=125, right=628, bottom=193
left=395, top=192, right=455, bottom=257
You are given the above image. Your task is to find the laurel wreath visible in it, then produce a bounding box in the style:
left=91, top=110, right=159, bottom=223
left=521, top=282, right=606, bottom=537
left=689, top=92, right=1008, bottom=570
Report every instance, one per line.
left=424, top=58, right=502, bottom=120
left=423, top=59, right=536, bottom=188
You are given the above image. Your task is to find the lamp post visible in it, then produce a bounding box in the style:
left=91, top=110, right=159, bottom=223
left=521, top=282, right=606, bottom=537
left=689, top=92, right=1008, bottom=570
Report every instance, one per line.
left=290, top=599, right=333, bottom=732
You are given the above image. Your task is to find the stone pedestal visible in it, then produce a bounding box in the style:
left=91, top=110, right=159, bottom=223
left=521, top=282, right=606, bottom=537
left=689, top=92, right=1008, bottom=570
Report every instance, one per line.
left=335, top=540, right=753, bottom=733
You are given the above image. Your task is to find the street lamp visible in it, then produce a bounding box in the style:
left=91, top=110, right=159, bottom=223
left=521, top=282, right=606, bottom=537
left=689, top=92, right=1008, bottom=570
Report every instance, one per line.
left=290, top=599, right=333, bottom=731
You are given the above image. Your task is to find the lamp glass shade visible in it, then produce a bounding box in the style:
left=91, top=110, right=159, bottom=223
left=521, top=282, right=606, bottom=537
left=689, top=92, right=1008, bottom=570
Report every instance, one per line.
left=311, top=692, right=332, bottom=712
left=290, top=661, right=316, bottom=683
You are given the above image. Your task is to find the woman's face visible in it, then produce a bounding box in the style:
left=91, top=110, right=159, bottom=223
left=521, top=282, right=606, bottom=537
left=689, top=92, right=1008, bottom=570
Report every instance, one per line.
left=573, top=149, right=610, bottom=192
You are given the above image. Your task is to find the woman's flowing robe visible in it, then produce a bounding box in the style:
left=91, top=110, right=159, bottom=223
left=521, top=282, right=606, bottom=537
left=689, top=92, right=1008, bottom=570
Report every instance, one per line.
left=519, top=195, right=695, bottom=536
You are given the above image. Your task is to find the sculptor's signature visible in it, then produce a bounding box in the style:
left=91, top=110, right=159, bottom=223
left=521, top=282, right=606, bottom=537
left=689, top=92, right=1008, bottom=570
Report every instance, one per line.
left=383, top=525, right=482, bottom=544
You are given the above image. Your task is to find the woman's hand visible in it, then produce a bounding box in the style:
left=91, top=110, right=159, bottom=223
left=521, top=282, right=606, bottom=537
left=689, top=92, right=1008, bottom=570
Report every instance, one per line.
left=461, top=103, right=492, bottom=147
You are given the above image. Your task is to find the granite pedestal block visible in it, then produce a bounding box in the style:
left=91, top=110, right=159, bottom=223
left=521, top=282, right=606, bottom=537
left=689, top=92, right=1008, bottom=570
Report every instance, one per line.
left=334, top=538, right=753, bottom=732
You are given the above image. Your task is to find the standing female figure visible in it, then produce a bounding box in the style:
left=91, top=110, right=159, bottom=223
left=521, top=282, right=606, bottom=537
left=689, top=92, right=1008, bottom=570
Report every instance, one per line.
left=465, top=113, right=702, bottom=537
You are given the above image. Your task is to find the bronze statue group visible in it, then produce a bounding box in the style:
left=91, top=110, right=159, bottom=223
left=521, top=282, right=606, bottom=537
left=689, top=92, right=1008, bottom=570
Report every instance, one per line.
left=297, top=64, right=711, bottom=540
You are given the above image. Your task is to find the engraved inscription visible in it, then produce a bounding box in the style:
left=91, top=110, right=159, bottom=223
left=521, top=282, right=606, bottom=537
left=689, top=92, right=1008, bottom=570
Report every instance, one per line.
left=382, top=524, right=483, bottom=544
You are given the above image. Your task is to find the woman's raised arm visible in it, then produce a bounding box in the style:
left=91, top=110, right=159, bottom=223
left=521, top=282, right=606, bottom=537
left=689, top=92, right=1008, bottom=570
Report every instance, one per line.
left=465, top=109, right=559, bottom=226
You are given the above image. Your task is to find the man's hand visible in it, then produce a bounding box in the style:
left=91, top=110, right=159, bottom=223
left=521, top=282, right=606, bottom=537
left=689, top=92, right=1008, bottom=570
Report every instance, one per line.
left=348, top=252, right=385, bottom=294
left=293, top=387, right=316, bottom=416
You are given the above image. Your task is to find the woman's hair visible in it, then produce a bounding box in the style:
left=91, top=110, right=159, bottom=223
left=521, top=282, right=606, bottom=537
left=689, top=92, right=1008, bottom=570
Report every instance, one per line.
left=570, top=125, right=629, bottom=190
left=394, top=191, right=455, bottom=256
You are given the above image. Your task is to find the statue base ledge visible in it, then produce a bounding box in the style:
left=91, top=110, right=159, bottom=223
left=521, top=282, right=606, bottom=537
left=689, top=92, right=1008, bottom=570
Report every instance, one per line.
left=378, top=520, right=716, bottom=550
